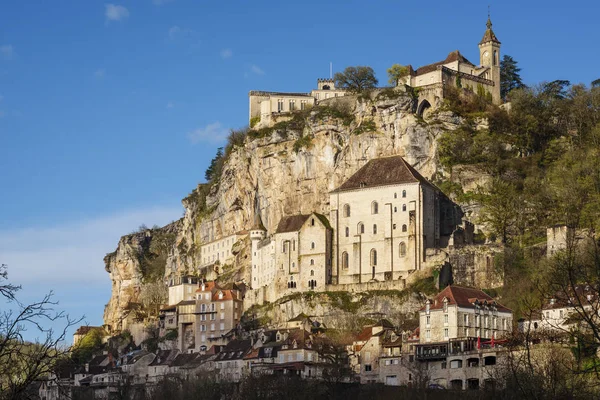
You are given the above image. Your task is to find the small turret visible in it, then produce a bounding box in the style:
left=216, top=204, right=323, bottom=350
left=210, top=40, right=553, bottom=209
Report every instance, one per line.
left=250, top=213, right=267, bottom=241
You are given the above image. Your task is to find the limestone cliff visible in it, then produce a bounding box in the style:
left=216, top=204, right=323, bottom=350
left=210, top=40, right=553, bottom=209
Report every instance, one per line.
left=103, top=88, right=497, bottom=331
left=103, top=221, right=180, bottom=332
left=167, top=90, right=457, bottom=278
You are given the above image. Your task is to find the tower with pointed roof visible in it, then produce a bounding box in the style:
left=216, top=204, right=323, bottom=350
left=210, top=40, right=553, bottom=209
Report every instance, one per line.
left=478, top=14, right=501, bottom=103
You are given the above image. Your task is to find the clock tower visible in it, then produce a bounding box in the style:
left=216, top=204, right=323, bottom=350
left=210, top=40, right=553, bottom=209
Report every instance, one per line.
left=478, top=15, right=501, bottom=103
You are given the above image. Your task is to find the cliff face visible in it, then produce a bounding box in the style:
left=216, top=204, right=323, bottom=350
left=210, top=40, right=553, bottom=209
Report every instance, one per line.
left=103, top=89, right=480, bottom=330
left=103, top=221, right=180, bottom=332
left=166, top=91, right=458, bottom=277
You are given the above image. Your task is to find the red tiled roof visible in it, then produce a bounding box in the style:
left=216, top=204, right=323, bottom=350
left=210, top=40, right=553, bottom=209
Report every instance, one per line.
left=422, top=285, right=512, bottom=313
left=356, top=326, right=373, bottom=342
left=332, top=156, right=432, bottom=193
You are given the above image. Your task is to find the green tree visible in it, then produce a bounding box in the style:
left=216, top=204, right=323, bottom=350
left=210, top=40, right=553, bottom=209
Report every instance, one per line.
left=333, top=66, right=378, bottom=93
left=500, top=55, right=525, bottom=100
left=386, top=64, right=409, bottom=86
left=204, top=147, right=224, bottom=182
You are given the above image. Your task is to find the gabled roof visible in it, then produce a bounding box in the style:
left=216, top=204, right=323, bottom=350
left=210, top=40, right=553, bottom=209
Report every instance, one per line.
left=276, top=215, right=310, bottom=233
left=422, top=285, right=511, bottom=313
left=479, top=18, right=501, bottom=45
left=413, top=50, right=475, bottom=76
left=275, top=212, right=331, bottom=233
left=332, top=156, right=432, bottom=193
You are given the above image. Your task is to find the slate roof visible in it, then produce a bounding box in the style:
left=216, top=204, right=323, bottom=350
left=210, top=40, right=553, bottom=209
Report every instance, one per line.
left=423, top=285, right=512, bottom=313
left=149, top=349, right=179, bottom=366
left=332, top=156, right=432, bottom=193
left=479, top=18, right=501, bottom=45
left=214, top=339, right=252, bottom=361
left=170, top=353, right=198, bottom=367
left=275, top=215, right=311, bottom=233
left=413, top=50, right=475, bottom=76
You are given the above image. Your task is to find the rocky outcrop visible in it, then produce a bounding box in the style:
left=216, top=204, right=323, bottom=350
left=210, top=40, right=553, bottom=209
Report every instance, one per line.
left=103, top=221, right=180, bottom=332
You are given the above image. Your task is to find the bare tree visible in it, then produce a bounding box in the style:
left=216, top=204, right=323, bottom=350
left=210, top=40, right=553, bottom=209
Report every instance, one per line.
left=0, top=264, right=81, bottom=400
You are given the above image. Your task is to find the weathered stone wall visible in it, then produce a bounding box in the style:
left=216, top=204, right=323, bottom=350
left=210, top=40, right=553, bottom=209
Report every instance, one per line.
left=448, top=245, right=504, bottom=289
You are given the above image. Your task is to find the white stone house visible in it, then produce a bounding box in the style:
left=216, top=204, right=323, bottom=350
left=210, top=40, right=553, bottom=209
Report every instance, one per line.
left=248, top=78, right=346, bottom=127
left=329, top=155, right=459, bottom=285
left=419, top=285, right=513, bottom=344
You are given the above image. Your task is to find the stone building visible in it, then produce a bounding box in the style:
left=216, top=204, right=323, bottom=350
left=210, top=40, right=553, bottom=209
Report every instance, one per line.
left=199, top=233, right=241, bottom=270
left=160, top=280, right=243, bottom=353
left=250, top=212, right=333, bottom=300
left=248, top=78, right=346, bottom=127
left=419, top=285, right=513, bottom=344
left=194, top=281, right=243, bottom=352
left=329, top=155, right=459, bottom=285
left=400, top=16, right=502, bottom=114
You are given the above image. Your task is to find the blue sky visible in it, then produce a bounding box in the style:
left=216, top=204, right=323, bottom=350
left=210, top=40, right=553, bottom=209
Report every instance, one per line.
left=1, top=0, right=598, bottom=342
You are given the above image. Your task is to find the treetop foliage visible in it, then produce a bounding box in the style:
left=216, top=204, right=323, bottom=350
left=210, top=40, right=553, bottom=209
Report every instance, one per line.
left=333, top=66, right=378, bottom=93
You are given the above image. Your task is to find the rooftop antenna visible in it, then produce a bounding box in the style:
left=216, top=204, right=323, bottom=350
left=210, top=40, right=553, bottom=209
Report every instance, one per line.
left=329, top=62, right=332, bottom=79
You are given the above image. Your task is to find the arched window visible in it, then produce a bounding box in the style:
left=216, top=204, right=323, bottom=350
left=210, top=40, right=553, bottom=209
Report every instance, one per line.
left=282, top=241, right=287, bottom=253
left=310, top=259, right=314, bottom=265
left=358, top=223, right=364, bottom=234
left=342, top=252, right=349, bottom=269
left=310, top=270, right=314, bottom=276
left=493, top=50, right=498, bottom=66
left=373, top=224, right=377, bottom=234
left=402, top=224, right=407, bottom=232
left=394, top=193, right=397, bottom=199
left=402, top=190, right=406, bottom=198
left=292, top=262, right=295, bottom=269
left=370, top=249, right=377, bottom=266
left=343, top=204, right=351, bottom=217
left=402, top=204, right=406, bottom=212
left=345, top=227, right=349, bottom=237
left=311, top=242, right=315, bottom=249
left=371, top=201, right=379, bottom=215
left=399, top=242, right=407, bottom=257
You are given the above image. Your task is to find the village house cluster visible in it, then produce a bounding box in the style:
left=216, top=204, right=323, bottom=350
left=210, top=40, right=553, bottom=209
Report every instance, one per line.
left=44, top=284, right=519, bottom=398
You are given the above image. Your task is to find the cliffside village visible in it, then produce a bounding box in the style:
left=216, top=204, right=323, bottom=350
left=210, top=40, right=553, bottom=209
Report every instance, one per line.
left=39, top=17, right=596, bottom=398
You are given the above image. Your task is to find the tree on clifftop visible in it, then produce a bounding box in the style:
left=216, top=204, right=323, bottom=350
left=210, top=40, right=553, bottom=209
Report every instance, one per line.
left=334, top=66, right=378, bottom=93
left=500, top=55, right=525, bottom=101
left=387, top=64, right=409, bottom=86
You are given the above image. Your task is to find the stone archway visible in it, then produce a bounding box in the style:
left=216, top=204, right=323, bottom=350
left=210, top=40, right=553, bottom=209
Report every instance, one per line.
left=417, top=99, right=431, bottom=117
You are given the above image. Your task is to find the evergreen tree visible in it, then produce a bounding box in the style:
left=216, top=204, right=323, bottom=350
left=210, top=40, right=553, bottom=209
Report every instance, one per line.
left=204, top=147, right=224, bottom=182
left=500, top=55, right=525, bottom=100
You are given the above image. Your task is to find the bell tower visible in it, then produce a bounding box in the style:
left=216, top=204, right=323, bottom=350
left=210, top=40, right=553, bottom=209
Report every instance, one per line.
left=478, top=12, right=501, bottom=103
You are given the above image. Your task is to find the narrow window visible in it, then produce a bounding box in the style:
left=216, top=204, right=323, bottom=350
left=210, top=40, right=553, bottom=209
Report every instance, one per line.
left=399, top=242, right=406, bottom=256
left=345, top=227, right=349, bottom=237
left=311, top=242, right=315, bottom=249
left=402, top=190, right=406, bottom=198
left=277, top=99, right=284, bottom=112
left=311, top=218, right=315, bottom=226
left=373, top=224, right=377, bottom=234
left=289, top=100, right=295, bottom=111
left=371, top=201, right=379, bottom=215
left=402, top=204, right=406, bottom=212
left=394, top=193, right=397, bottom=199
left=402, top=224, right=407, bottom=232
left=370, top=249, right=377, bottom=266
left=341, top=252, right=349, bottom=269
left=358, top=223, right=364, bottom=234
left=343, top=204, right=351, bottom=217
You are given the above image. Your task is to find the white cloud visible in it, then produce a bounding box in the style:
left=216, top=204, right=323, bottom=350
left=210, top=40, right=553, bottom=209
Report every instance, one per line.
left=166, top=101, right=175, bottom=109
left=0, top=206, right=181, bottom=286
left=0, top=45, right=14, bottom=60
left=187, top=122, right=229, bottom=144
left=105, top=4, right=129, bottom=22
left=94, top=68, right=106, bottom=79
left=250, top=64, right=265, bottom=75
left=220, top=49, right=233, bottom=59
